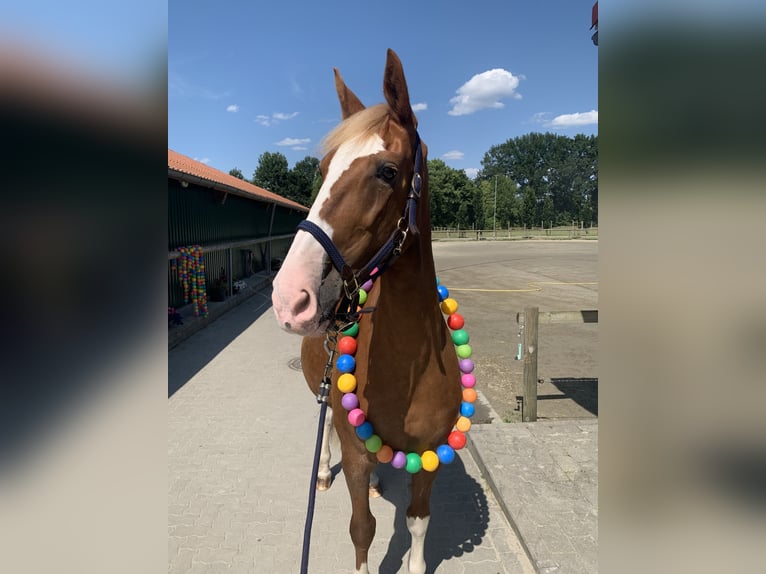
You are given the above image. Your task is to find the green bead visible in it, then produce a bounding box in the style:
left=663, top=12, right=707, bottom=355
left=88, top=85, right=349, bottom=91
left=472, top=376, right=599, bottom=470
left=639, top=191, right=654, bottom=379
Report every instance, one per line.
left=405, top=452, right=422, bottom=473
left=358, top=289, right=367, bottom=305
left=365, top=434, right=382, bottom=453
left=451, top=329, right=469, bottom=346
left=342, top=322, right=359, bottom=337
left=456, top=344, right=473, bottom=359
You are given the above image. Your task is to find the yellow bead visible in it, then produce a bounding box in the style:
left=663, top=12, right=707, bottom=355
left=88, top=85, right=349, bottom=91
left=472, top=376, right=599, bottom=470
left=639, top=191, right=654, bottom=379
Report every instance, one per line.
left=421, top=450, right=439, bottom=472
left=456, top=416, right=472, bottom=432
left=337, top=373, right=357, bottom=393
left=440, top=298, right=458, bottom=315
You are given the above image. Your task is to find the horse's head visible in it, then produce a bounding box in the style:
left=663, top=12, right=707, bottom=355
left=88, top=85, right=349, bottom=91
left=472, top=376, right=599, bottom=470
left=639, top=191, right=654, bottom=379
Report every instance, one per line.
left=273, top=49, right=427, bottom=336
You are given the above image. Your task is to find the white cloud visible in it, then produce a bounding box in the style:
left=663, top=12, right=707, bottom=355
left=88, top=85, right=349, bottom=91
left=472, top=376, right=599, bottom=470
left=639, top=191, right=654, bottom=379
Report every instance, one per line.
left=226, top=104, right=239, bottom=113
left=412, top=102, right=428, bottom=112
left=273, top=111, right=299, bottom=120
left=531, top=109, right=598, bottom=129
left=464, top=168, right=479, bottom=179
left=442, top=150, right=464, bottom=160
left=448, top=69, right=522, bottom=116
left=255, top=111, right=300, bottom=126
left=292, top=146, right=308, bottom=151
left=194, top=157, right=211, bottom=164
left=548, top=109, right=598, bottom=128
left=276, top=137, right=311, bottom=147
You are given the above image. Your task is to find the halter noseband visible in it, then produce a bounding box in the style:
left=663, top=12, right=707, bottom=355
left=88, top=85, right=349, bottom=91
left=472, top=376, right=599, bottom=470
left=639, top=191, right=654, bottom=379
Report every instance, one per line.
left=296, top=132, right=423, bottom=319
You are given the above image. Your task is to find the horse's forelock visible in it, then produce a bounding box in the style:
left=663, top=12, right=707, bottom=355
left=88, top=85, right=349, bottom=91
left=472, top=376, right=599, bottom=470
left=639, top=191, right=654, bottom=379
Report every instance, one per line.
left=320, top=104, right=390, bottom=156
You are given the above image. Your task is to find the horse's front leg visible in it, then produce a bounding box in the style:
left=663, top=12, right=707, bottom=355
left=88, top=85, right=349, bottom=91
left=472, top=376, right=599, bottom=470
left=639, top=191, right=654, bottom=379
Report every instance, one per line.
left=406, top=470, right=438, bottom=574
left=342, top=445, right=377, bottom=574
left=316, top=406, right=334, bottom=490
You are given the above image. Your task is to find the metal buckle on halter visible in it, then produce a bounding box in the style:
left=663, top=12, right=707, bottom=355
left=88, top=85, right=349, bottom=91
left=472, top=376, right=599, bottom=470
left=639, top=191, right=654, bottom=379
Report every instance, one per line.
left=342, top=273, right=360, bottom=300
left=410, top=172, right=422, bottom=199
left=393, top=217, right=409, bottom=257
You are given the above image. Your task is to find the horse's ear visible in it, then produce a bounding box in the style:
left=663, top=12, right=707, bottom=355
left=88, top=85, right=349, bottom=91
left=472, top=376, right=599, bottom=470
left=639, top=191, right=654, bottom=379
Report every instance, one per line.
left=334, top=68, right=366, bottom=119
left=383, top=49, right=415, bottom=131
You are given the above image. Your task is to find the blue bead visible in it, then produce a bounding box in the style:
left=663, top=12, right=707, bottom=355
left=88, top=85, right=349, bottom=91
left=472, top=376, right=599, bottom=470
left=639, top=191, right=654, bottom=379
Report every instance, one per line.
left=336, top=354, right=356, bottom=373
left=436, top=444, right=455, bottom=464
left=437, top=285, right=449, bottom=302
left=355, top=421, right=374, bottom=440
left=460, top=402, right=475, bottom=418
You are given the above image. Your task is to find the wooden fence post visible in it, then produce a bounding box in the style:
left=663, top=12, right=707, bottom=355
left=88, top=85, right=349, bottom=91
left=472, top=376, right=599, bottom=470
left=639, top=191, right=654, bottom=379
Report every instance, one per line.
left=522, top=306, right=539, bottom=422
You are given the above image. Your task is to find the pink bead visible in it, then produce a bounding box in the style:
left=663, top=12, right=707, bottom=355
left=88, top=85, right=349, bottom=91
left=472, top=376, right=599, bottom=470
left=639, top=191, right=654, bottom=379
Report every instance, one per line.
left=461, top=373, right=476, bottom=388
left=348, top=408, right=366, bottom=427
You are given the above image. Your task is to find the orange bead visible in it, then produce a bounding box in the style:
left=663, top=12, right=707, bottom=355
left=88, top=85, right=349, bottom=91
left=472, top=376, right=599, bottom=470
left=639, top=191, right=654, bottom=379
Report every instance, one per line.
left=376, top=444, right=394, bottom=463
left=456, top=416, right=472, bottom=432
left=462, top=388, right=477, bottom=403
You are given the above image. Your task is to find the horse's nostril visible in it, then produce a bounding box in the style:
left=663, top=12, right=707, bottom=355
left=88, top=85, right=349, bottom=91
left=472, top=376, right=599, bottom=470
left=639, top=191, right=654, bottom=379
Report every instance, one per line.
left=292, top=289, right=312, bottom=316
left=284, top=322, right=292, bottom=330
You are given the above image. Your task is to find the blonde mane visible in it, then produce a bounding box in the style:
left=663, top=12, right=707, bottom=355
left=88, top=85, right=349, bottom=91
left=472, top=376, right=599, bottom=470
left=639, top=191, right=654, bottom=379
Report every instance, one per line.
left=320, top=104, right=390, bottom=155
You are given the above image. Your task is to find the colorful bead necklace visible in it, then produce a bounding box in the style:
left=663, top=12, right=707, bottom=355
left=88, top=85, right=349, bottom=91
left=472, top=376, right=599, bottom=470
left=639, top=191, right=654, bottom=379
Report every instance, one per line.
left=176, top=245, right=209, bottom=318
left=334, top=274, right=477, bottom=474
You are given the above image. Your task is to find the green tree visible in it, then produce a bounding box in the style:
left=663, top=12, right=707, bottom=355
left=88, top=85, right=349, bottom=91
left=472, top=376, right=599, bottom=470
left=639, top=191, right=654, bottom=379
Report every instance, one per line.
left=427, top=159, right=480, bottom=228
left=541, top=194, right=555, bottom=228
left=229, top=167, right=244, bottom=180
left=287, top=156, right=320, bottom=207
left=480, top=175, right=519, bottom=230
left=252, top=151, right=289, bottom=196
left=478, top=132, right=598, bottom=226
left=522, top=187, right=538, bottom=228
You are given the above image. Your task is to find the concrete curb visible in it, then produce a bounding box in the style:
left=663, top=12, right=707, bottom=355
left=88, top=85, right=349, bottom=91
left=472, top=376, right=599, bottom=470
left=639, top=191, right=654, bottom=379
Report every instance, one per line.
left=467, top=430, right=540, bottom=573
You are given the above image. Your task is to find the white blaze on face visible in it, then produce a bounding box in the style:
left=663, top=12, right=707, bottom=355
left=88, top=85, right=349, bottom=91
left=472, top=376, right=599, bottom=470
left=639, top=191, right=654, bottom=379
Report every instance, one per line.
left=272, top=133, right=385, bottom=334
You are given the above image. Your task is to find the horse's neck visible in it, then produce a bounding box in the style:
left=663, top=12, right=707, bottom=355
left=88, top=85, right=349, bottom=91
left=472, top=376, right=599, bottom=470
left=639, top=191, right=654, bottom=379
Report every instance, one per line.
left=373, top=235, right=441, bottom=335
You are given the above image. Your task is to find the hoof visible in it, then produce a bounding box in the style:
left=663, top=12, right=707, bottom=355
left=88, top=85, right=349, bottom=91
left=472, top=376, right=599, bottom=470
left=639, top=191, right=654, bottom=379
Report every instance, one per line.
left=316, top=476, right=332, bottom=491
left=368, top=484, right=382, bottom=498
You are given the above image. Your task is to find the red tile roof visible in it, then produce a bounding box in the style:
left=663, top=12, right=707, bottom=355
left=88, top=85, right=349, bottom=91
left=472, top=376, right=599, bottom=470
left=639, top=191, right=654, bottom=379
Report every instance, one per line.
left=168, top=149, right=309, bottom=212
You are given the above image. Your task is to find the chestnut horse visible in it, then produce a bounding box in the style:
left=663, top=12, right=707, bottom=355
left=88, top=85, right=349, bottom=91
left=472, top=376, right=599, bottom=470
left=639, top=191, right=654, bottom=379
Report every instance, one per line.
left=272, top=49, right=462, bottom=574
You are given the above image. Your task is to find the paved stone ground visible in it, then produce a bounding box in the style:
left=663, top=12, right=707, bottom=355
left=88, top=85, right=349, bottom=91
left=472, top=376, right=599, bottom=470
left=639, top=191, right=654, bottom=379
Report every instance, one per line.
left=169, top=290, right=535, bottom=574
left=468, top=422, right=598, bottom=574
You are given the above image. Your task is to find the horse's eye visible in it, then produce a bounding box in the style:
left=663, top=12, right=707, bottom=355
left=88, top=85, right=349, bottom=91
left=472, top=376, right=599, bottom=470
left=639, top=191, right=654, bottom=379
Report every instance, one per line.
left=378, top=165, right=398, bottom=183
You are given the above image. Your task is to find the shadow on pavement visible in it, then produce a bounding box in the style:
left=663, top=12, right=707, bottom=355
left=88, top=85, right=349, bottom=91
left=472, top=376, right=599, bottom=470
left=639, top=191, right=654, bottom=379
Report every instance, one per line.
left=376, top=454, right=490, bottom=574
left=545, top=377, right=598, bottom=416
left=168, top=290, right=274, bottom=397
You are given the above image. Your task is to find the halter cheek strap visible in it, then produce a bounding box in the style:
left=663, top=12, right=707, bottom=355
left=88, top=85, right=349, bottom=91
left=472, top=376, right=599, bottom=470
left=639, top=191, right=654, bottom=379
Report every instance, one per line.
left=407, top=133, right=423, bottom=235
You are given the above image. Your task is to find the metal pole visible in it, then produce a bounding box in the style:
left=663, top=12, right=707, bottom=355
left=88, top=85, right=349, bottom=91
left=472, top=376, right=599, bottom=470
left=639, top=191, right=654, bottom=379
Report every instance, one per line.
left=493, top=175, right=497, bottom=238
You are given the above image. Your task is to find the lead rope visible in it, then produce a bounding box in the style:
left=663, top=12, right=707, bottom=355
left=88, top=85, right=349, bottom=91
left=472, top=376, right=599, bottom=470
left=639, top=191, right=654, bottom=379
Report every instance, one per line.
left=300, top=329, right=338, bottom=574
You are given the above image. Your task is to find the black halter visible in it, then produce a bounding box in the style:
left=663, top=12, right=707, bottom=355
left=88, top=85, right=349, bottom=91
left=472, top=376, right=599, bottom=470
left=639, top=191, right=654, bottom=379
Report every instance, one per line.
left=296, top=132, right=423, bottom=320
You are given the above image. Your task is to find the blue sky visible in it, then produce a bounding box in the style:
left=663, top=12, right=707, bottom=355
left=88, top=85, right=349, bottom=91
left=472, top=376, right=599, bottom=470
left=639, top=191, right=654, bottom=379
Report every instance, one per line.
left=169, top=0, right=597, bottom=180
